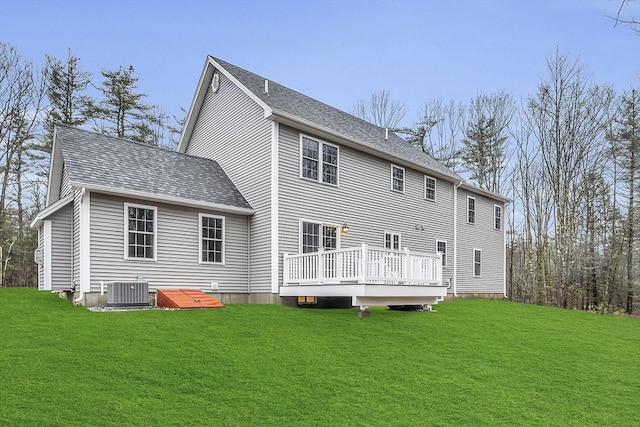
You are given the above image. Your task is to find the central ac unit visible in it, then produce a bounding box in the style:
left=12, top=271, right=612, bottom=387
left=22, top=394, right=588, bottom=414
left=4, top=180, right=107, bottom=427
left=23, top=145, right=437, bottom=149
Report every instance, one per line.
left=107, top=282, right=149, bottom=307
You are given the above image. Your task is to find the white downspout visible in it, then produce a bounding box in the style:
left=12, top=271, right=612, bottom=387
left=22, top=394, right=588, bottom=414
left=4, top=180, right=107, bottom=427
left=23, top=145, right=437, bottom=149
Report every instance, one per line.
left=453, top=180, right=463, bottom=297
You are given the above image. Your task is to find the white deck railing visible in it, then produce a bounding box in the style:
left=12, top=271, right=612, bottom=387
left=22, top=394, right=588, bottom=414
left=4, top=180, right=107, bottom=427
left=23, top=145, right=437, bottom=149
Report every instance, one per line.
left=283, top=244, right=443, bottom=286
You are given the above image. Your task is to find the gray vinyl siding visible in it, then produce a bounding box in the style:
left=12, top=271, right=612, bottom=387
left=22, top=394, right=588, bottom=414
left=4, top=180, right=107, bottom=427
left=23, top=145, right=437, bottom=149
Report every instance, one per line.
left=88, top=193, right=249, bottom=292
left=50, top=202, right=73, bottom=291
left=277, top=125, right=456, bottom=283
left=456, top=188, right=505, bottom=294
left=184, top=73, right=272, bottom=292
left=38, top=227, right=44, bottom=290
left=60, top=165, right=71, bottom=198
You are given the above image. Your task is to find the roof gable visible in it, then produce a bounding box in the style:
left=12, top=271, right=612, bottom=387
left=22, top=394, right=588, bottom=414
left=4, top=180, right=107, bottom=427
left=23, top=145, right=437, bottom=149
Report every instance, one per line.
left=52, top=125, right=253, bottom=214
left=179, top=56, right=461, bottom=182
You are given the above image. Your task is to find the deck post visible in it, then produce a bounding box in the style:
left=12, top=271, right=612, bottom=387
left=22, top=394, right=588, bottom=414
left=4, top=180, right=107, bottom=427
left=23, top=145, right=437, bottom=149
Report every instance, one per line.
left=403, top=248, right=410, bottom=284
left=283, top=253, right=289, bottom=285
left=359, top=243, right=368, bottom=283
left=317, top=249, right=324, bottom=284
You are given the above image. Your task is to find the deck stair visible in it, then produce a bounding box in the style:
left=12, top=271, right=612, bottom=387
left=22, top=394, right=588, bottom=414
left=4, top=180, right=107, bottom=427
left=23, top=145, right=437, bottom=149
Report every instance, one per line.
left=156, top=289, right=225, bottom=309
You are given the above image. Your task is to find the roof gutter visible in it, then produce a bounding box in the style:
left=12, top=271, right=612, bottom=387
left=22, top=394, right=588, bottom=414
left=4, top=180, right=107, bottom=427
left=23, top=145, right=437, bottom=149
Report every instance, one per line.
left=68, top=181, right=255, bottom=216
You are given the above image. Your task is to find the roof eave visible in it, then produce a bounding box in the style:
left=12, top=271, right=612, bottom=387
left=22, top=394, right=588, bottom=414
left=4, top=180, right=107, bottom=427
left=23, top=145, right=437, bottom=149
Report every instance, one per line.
left=69, top=182, right=254, bottom=216
left=30, top=194, right=74, bottom=229
left=459, top=182, right=511, bottom=204
left=46, top=128, right=64, bottom=206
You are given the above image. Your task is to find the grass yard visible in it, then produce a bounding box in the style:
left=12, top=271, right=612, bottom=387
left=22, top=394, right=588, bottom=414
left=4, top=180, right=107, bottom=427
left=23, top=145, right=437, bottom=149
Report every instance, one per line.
left=0, top=288, right=638, bottom=426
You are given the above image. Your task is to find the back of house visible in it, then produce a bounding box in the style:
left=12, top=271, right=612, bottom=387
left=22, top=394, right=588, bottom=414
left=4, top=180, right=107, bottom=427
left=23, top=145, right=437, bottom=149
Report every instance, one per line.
left=32, top=55, right=508, bottom=307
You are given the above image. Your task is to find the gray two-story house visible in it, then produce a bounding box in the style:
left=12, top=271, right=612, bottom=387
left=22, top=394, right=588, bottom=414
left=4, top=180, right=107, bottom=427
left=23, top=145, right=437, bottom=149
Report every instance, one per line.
left=32, top=56, right=508, bottom=309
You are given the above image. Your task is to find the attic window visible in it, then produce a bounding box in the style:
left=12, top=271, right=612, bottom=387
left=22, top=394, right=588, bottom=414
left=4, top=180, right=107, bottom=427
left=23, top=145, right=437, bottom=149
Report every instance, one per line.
left=300, top=135, right=338, bottom=185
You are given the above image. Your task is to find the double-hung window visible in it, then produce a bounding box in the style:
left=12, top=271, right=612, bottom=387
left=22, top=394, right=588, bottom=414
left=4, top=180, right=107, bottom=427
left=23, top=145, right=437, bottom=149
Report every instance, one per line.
left=436, top=240, right=447, bottom=267
left=125, top=203, right=156, bottom=260
left=301, top=221, right=337, bottom=253
left=200, top=214, right=224, bottom=264
left=424, top=176, right=436, bottom=201
left=301, top=136, right=338, bottom=185
left=391, top=165, right=405, bottom=192
left=494, top=205, right=502, bottom=230
left=473, top=249, right=482, bottom=277
left=384, top=232, right=401, bottom=250
left=467, top=196, right=476, bottom=224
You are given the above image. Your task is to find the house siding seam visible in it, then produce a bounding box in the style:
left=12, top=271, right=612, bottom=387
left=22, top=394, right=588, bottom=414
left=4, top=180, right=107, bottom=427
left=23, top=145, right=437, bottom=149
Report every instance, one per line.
left=277, top=125, right=456, bottom=277
left=88, top=193, right=249, bottom=293
left=184, top=72, right=272, bottom=293
left=455, top=188, right=505, bottom=294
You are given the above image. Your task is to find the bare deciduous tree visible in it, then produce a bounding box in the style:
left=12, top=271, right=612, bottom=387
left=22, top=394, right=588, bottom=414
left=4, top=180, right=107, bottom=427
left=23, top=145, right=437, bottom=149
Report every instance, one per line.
left=351, top=89, right=408, bottom=129
left=396, top=99, right=465, bottom=171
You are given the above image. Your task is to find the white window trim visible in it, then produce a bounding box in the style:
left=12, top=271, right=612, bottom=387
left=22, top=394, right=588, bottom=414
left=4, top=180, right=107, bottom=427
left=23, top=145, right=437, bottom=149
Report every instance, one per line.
left=298, top=218, right=340, bottom=253
left=494, top=204, right=502, bottom=231
left=299, top=134, right=339, bottom=186
left=436, top=240, right=447, bottom=268
left=467, top=196, right=476, bottom=224
left=391, top=164, right=405, bottom=193
left=199, top=213, right=225, bottom=265
left=473, top=248, right=482, bottom=277
left=124, top=202, right=157, bottom=261
left=384, top=231, right=402, bottom=250
left=424, top=175, right=436, bottom=201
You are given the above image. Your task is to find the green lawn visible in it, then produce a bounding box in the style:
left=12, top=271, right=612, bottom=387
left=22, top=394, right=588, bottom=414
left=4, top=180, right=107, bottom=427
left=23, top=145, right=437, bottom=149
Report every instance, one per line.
left=1, top=288, right=638, bottom=426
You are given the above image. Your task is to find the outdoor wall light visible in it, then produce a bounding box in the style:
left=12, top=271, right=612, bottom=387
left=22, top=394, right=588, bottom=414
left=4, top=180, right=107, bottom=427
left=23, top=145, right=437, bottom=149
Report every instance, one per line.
left=341, top=224, right=350, bottom=233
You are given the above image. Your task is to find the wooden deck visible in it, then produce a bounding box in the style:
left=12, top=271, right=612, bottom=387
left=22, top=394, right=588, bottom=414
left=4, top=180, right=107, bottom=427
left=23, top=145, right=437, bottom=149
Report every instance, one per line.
left=281, top=244, right=447, bottom=307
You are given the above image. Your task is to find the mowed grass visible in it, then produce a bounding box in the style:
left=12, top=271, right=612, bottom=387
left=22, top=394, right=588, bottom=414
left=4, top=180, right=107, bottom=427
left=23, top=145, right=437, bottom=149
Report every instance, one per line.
left=1, top=288, right=638, bottom=426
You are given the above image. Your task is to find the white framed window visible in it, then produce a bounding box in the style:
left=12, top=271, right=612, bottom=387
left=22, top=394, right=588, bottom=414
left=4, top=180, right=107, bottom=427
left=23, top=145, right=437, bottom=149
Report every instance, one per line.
left=424, top=176, right=436, bottom=201
left=300, top=135, right=338, bottom=185
left=467, top=196, right=476, bottom=224
left=494, top=205, right=502, bottom=230
left=473, top=249, right=482, bottom=277
left=300, top=220, right=338, bottom=253
left=200, top=214, right=225, bottom=264
left=124, top=203, right=157, bottom=260
left=436, top=240, right=447, bottom=267
left=391, top=165, right=405, bottom=193
left=384, top=232, right=401, bottom=250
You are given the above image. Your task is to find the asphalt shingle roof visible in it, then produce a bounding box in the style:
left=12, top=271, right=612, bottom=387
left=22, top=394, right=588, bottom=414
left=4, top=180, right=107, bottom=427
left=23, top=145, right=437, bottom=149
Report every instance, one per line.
left=212, top=57, right=461, bottom=181
left=56, top=124, right=252, bottom=211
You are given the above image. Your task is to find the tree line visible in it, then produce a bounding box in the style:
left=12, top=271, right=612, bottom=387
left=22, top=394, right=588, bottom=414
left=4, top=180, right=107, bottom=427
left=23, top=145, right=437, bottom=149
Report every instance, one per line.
left=0, top=43, right=182, bottom=287
left=353, top=50, right=639, bottom=315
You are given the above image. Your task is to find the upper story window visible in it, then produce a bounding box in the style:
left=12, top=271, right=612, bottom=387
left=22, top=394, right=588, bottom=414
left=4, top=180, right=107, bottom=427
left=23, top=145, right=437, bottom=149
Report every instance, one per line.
left=436, top=240, right=447, bottom=267
left=391, top=165, right=405, bottom=193
left=473, top=249, right=482, bottom=277
left=125, top=203, right=156, bottom=260
left=200, top=214, right=225, bottom=264
left=384, top=232, right=401, bottom=250
left=301, top=221, right=337, bottom=253
left=424, top=176, right=436, bottom=201
left=301, top=136, right=338, bottom=185
left=467, top=196, right=476, bottom=224
left=494, top=205, right=502, bottom=230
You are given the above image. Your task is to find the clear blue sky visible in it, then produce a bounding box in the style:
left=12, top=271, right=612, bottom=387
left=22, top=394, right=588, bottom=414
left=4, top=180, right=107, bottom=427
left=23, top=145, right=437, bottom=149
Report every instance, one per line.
left=1, top=0, right=639, bottom=129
